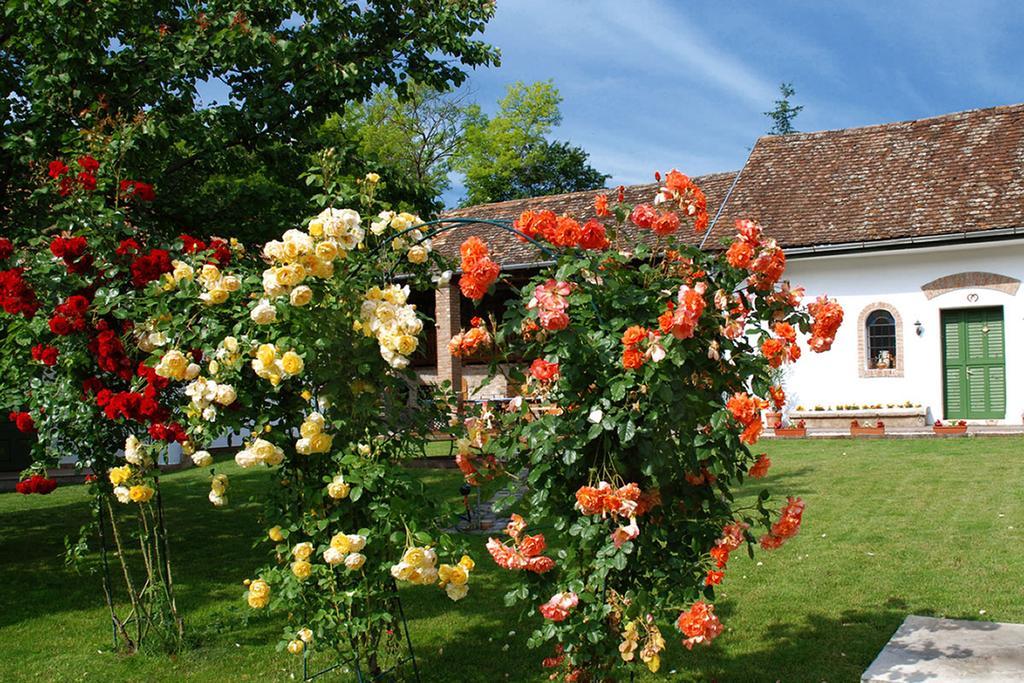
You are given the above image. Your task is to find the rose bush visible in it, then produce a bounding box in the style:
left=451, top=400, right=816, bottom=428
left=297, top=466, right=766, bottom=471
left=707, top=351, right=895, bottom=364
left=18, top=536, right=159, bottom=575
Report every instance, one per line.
left=136, top=159, right=473, bottom=674
left=0, top=137, right=238, bottom=650
left=450, top=171, right=843, bottom=679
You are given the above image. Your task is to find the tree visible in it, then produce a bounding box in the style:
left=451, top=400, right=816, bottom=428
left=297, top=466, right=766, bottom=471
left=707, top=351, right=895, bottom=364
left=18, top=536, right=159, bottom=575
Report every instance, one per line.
left=0, top=1, right=499, bottom=242
left=764, top=82, right=803, bottom=135
left=456, top=81, right=608, bottom=206
left=314, top=82, right=476, bottom=218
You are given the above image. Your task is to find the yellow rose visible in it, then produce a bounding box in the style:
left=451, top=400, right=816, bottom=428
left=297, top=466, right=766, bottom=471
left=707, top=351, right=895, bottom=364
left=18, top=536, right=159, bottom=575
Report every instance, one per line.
left=308, top=219, right=324, bottom=237
left=247, top=578, right=270, bottom=608
left=287, top=639, right=304, bottom=655
left=365, top=172, right=380, bottom=184
left=256, top=344, right=277, bottom=366
left=203, top=289, right=229, bottom=305
left=291, top=560, right=312, bottom=580
left=445, top=583, right=469, bottom=601
left=108, top=465, right=132, bottom=486
left=309, top=432, right=332, bottom=454
left=315, top=240, right=339, bottom=262
left=281, top=351, right=304, bottom=375
left=199, top=264, right=221, bottom=287
left=459, top=555, right=475, bottom=571
left=290, top=285, right=313, bottom=307
left=292, top=542, right=313, bottom=561
left=447, top=565, right=468, bottom=586
left=327, top=480, right=350, bottom=500
left=298, top=628, right=313, bottom=643
left=407, top=245, right=429, bottom=264
left=396, top=335, right=418, bottom=356
left=211, top=473, right=229, bottom=496
left=172, top=261, right=194, bottom=282
left=300, top=414, right=324, bottom=438
left=222, top=336, right=239, bottom=353
left=329, top=533, right=352, bottom=554
left=268, top=526, right=285, bottom=542
left=128, top=484, right=154, bottom=503
left=160, top=273, right=177, bottom=291
left=402, top=547, right=426, bottom=569
left=344, top=553, right=366, bottom=571
left=221, top=275, right=241, bottom=291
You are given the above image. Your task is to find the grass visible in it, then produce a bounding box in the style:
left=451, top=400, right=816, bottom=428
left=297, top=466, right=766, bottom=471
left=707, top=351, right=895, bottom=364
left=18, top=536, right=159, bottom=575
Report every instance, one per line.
left=2, top=436, right=1023, bottom=681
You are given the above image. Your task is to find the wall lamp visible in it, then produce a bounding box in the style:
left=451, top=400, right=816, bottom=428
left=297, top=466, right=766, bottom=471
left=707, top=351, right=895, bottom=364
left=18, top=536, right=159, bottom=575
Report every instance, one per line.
left=914, top=320, right=924, bottom=336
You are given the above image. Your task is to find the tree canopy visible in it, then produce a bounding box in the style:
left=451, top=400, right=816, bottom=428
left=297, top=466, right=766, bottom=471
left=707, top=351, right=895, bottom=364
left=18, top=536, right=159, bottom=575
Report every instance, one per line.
left=456, top=81, right=608, bottom=206
left=764, top=82, right=803, bottom=135
left=1, top=1, right=499, bottom=242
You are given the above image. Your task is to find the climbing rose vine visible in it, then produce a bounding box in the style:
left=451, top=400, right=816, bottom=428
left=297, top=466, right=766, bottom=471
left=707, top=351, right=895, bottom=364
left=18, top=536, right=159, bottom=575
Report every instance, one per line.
left=453, top=169, right=843, bottom=678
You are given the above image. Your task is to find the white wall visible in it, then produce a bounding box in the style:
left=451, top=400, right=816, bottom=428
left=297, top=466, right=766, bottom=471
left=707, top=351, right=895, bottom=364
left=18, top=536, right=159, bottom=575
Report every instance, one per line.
left=782, top=239, right=1024, bottom=424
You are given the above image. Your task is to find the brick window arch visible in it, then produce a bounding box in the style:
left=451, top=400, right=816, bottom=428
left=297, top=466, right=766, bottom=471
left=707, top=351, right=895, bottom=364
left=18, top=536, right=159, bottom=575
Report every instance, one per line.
left=857, top=303, right=904, bottom=378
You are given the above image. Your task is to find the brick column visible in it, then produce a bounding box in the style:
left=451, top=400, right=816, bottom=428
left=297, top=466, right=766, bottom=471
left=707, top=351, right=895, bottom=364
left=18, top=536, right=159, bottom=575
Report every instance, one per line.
left=435, top=283, right=463, bottom=405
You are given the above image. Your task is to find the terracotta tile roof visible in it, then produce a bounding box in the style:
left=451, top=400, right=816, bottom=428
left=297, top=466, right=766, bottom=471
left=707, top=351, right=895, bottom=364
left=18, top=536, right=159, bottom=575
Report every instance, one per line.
left=706, top=102, right=1024, bottom=250
left=437, top=103, right=1024, bottom=266
left=435, top=172, right=738, bottom=266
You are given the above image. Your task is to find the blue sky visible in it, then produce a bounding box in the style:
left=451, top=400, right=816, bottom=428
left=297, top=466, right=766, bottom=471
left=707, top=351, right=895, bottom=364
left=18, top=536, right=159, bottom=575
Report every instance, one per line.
left=443, top=0, right=1024, bottom=203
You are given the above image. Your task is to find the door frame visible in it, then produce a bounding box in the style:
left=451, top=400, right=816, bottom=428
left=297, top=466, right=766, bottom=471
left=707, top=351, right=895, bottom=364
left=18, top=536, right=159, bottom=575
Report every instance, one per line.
left=940, top=306, right=1006, bottom=420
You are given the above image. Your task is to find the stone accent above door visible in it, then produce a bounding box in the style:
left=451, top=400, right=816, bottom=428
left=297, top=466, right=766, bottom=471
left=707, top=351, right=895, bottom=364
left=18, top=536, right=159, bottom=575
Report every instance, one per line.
left=921, top=271, right=1020, bottom=299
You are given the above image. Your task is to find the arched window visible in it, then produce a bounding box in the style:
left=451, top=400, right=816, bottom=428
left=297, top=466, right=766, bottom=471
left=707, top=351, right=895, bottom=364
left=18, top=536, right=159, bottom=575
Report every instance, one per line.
left=866, top=310, right=896, bottom=369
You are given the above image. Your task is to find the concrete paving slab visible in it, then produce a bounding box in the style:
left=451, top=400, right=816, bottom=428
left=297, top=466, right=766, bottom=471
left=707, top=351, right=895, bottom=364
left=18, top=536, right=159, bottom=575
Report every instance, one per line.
left=862, top=615, right=1024, bottom=682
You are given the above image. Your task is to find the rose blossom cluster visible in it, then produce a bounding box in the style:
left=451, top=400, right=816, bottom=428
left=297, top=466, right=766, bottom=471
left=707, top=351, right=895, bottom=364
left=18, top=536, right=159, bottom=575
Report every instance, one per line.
left=657, top=282, right=707, bottom=341
left=390, top=545, right=475, bottom=601
left=15, top=474, right=57, bottom=495
left=807, top=295, right=845, bottom=352
left=527, top=279, right=572, bottom=331
left=48, top=155, right=100, bottom=196
left=654, top=169, right=710, bottom=231
left=486, top=514, right=555, bottom=574
left=539, top=591, right=579, bottom=622
left=250, top=343, right=304, bottom=385
left=370, top=210, right=434, bottom=264
left=458, top=237, right=501, bottom=301
left=448, top=324, right=491, bottom=358
left=321, top=532, right=368, bottom=573
left=358, top=284, right=423, bottom=369
left=725, top=219, right=786, bottom=291
left=620, top=325, right=666, bottom=370
left=760, top=321, right=801, bottom=368
left=760, top=497, right=806, bottom=549
left=233, top=437, right=285, bottom=469
left=295, top=412, right=332, bottom=455
left=675, top=600, right=723, bottom=650
left=513, top=209, right=609, bottom=250
left=184, top=377, right=236, bottom=421
left=726, top=392, right=769, bottom=445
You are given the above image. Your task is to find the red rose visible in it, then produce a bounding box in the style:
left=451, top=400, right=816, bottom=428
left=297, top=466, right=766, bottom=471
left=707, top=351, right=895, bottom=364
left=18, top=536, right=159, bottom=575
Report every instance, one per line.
left=77, top=171, right=97, bottom=191
left=31, top=344, right=58, bottom=366
left=0, top=238, right=13, bottom=260
left=77, top=155, right=100, bottom=172
left=115, top=239, right=141, bottom=257
left=48, top=160, right=69, bottom=178
left=9, top=411, right=35, bottom=433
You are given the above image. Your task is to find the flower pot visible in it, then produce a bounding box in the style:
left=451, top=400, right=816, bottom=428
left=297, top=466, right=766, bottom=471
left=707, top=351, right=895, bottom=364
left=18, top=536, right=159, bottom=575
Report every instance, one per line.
left=932, top=425, right=967, bottom=435
left=850, top=426, right=885, bottom=437
left=764, top=411, right=782, bottom=429
left=773, top=427, right=806, bottom=438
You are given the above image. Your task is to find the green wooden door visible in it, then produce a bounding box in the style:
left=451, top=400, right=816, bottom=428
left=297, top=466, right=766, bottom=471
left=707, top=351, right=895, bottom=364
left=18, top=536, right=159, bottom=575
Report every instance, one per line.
left=942, top=307, right=1006, bottom=419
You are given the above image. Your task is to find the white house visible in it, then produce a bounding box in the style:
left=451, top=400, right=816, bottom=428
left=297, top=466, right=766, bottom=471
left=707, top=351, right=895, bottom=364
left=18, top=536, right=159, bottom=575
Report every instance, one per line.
left=420, top=103, right=1024, bottom=426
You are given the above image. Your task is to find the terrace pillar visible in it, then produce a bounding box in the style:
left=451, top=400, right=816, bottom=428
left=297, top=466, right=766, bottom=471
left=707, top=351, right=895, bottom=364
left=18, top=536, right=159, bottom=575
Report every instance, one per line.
left=435, top=283, right=463, bottom=407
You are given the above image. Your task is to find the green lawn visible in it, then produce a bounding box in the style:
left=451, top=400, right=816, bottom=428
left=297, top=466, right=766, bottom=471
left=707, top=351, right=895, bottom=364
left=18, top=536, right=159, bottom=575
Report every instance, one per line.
left=2, top=436, right=1022, bottom=682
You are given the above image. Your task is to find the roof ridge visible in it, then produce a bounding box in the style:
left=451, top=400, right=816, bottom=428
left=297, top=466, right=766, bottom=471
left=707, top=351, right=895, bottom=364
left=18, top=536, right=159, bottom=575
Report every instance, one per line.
left=752, top=101, right=1024, bottom=145
left=444, top=171, right=739, bottom=216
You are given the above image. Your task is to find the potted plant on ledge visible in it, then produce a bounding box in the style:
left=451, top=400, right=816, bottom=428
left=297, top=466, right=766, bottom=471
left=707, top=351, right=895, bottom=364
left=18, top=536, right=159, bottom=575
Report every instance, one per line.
left=932, top=419, right=968, bottom=435
left=850, top=419, right=885, bottom=437
left=774, top=419, right=807, bottom=438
